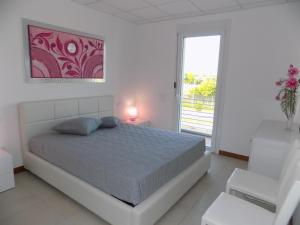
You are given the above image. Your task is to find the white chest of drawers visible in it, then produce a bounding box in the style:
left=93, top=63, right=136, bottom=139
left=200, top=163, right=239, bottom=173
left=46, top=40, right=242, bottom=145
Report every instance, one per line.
left=0, top=149, right=15, bottom=192
left=248, top=120, right=299, bottom=179
left=248, top=120, right=300, bottom=223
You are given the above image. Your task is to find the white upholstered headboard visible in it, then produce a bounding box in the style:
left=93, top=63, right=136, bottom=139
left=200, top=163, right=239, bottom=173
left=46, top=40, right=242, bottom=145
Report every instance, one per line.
left=18, top=96, right=114, bottom=154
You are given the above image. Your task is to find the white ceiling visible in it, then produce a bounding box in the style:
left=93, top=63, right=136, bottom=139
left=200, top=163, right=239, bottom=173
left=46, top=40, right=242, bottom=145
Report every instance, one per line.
left=72, top=0, right=298, bottom=24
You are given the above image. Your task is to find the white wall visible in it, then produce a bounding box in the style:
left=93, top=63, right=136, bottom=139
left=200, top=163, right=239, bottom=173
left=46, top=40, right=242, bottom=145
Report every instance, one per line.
left=1, top=0, right=300, bottom=167
left=133, top=2, right=300, bottom=156
left=0, top=0, right=136, bottom=167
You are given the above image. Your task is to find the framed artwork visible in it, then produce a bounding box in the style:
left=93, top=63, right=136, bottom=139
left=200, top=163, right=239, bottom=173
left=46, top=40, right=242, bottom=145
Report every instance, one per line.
left=23, top=19, right=105, bottom=83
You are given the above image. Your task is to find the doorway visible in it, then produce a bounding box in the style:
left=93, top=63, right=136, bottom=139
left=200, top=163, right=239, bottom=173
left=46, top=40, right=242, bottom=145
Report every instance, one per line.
left=176, top=35, right=222, bottom=150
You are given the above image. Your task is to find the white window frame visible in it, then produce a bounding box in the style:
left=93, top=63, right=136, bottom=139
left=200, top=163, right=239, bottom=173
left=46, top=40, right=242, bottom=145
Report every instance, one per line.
left=174, top=20, right=231, bottom=153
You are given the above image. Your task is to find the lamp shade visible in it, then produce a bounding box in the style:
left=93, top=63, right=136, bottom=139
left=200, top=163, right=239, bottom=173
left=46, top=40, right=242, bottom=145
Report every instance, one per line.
left=127, top=106, right=138, bottom=121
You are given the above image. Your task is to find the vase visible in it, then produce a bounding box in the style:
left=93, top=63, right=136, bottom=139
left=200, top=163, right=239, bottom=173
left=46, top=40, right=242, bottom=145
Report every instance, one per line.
left=286, top=116, right=295, bottom=131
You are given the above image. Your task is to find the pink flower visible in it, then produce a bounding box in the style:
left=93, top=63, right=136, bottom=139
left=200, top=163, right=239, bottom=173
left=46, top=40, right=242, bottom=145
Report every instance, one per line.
left=275, top=80, right=281, bottom=86
left=288, top=64, right=299, bottom=76
left=286, top=77, right=298, bottom=89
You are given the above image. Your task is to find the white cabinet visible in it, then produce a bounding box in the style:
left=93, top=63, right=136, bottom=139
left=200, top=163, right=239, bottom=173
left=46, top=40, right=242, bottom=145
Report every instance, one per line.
left=0, top=149, right=15, bottom=192
left=249, top=120, right=300, bottom=224
left=248, top=120, right=299, bottom=179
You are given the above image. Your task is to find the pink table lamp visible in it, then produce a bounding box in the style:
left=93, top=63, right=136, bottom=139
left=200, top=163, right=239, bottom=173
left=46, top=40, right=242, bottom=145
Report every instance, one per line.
left=127, top=106, right=138, bottom=121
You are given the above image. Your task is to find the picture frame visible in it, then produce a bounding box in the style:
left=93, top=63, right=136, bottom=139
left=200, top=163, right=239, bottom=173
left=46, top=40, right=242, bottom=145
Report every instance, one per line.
left=23, top=19, right=105, bottom=83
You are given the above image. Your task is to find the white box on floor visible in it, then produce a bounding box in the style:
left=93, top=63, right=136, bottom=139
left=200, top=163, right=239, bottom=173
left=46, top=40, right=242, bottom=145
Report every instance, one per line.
left=0, top=149, right=15, bottom=192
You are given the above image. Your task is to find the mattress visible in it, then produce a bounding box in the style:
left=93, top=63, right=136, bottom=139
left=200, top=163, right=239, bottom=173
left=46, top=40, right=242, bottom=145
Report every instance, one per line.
left=29, top=123, right=206, bottom=205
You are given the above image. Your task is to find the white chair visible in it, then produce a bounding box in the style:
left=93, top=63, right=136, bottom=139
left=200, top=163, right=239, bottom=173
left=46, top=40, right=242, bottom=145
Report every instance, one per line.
left=226, top=139, right=300, bottom=211
left=201, top=161, right=300, bottom=225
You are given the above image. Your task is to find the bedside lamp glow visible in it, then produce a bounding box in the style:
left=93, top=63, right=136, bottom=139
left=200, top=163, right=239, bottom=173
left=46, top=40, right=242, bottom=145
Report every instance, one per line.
left=127, top=106, right=138, bottom=121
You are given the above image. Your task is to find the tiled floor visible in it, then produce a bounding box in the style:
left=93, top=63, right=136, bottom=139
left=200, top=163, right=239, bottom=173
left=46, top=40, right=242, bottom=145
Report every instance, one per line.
left=0, top=154, right=247, bottom=225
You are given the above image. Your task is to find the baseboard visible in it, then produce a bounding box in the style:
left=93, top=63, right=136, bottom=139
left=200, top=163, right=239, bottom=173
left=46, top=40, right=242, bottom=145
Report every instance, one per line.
left=14, top=166, right=27, bottom=174
left=219, top=150, right=249, bottom=161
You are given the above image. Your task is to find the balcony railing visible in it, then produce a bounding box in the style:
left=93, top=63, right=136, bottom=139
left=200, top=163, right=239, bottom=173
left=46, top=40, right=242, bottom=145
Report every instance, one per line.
left=180, top=97, right=215, bottom=136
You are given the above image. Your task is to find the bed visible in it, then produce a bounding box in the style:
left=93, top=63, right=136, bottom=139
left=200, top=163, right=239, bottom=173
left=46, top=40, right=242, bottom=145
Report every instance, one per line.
left=18, top=96, right=211, bottom=225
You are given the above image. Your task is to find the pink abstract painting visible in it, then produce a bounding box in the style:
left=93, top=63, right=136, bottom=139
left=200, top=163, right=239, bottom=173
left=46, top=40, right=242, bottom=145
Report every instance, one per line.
left=28, top=25, right=104, bottom=79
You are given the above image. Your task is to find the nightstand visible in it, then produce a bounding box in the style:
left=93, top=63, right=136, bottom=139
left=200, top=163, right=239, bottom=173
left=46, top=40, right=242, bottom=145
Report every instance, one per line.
left=0, top=149, right=15, bottom=192
left=122, top=119, right=151, bottom=127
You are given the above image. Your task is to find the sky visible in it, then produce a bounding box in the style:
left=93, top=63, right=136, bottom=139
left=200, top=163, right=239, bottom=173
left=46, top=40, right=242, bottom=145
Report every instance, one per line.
left=183, top=35, right=221, bottom=78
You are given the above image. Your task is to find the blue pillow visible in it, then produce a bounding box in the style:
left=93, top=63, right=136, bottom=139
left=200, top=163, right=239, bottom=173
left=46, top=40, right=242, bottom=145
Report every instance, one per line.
left=53, top=117, right=101, bottom=136
left=99, top=116, right=119, bottom=128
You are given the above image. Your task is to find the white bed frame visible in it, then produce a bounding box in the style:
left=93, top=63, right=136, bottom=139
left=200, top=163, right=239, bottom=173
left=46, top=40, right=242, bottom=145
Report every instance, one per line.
left=18, top=96, right=211, bottom=225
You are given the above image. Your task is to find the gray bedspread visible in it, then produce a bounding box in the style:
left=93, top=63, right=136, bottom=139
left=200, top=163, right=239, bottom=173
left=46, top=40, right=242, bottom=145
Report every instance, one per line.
left=29, top=123, right=205, bottom=205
